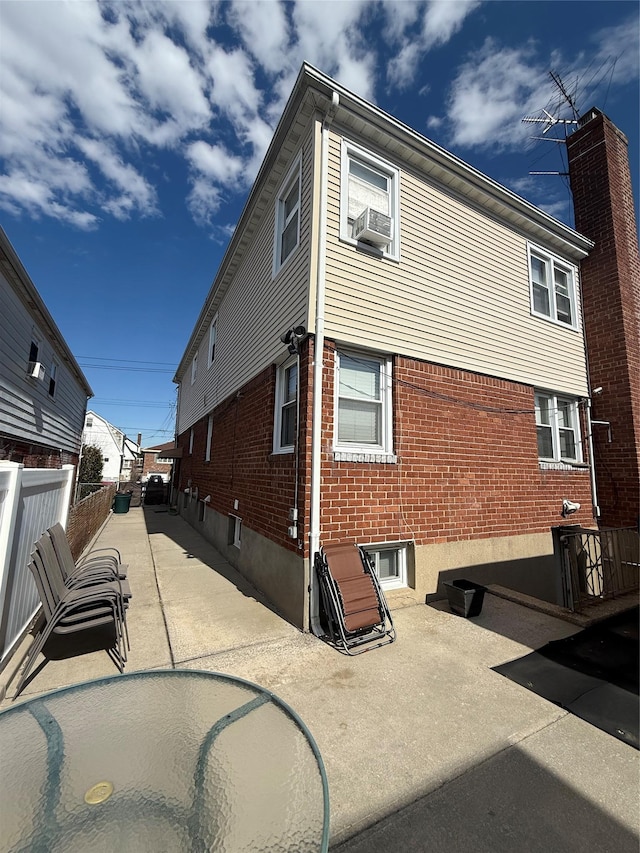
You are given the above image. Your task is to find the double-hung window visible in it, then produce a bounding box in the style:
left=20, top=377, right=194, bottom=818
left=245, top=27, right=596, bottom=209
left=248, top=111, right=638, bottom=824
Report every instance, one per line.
left=205, top=415, right=213, bottom=462
left=208, top=316, right=218, bottom=367
left=274, top=359, right=297, bottom=453
left=535, top=391, right=582, bottom=463
left=529, top=245, right=577, bottom=328
left=335, top=351, right=393, bottom=457
left=341, top=141, right=399, bottom=260
left=274, top=158, right=301, bottom=273
left=48, top=360, right=58, bottom=398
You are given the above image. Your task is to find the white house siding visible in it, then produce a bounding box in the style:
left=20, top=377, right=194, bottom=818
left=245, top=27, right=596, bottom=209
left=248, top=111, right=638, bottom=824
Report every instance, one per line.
left=0, top=273, right=87, bottom=454
left=82, top=414, right=125, bottom=482
left=322, top=129, right=588, bottom=398
left=177, top=130, right=315, bottom=435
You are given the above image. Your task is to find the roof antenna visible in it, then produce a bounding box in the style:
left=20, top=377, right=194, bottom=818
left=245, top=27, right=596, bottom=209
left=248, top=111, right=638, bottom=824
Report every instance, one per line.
left=521, top=71, right=580, bottom=177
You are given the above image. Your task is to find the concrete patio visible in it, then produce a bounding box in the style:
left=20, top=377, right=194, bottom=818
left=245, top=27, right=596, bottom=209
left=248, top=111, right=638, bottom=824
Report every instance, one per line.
left=1, top=506, right=638, bottom=851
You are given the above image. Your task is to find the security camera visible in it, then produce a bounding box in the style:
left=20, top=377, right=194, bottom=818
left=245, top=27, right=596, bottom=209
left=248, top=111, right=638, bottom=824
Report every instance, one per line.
left=561, top=499, right=581, bottom=517
left=293, top=325, right=306, bottom=338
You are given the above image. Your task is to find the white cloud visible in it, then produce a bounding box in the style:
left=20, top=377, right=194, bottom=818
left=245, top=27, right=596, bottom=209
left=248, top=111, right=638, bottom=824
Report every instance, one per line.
left=229, top=0, right=290, bottom=74
left=187, top=178, right=224, bottom=227
left=387, top=0, right=481, bottom=89
left=186, top=142, right=245, bottom=184
left=594, top=17, right=640, bottom=85
left=76, top=138, right=158, bottom=219
left=441, top=40, right=550, bottom=149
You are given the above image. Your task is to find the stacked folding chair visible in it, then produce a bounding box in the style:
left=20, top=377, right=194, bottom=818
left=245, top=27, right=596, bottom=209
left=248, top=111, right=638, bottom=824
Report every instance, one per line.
left=315, top=542, right=396, bottom=655
left=13, top=528, right=131, bottom=699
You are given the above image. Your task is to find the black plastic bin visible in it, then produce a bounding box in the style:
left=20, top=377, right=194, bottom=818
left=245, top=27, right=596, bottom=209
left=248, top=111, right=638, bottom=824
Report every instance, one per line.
left=113, top=492, right=132, bottom=514
left=443, top=579, right=486, bottom=618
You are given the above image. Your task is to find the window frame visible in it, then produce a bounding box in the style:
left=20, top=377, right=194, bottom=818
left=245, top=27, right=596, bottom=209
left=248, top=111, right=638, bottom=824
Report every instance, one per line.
left=340, top=140, right=400, bottom=261
left=273, top=156, right=302, bottom=275
left=528, top=243, right=578, bottom=330
left=191, top=352, right=198, bottom=385
left=188, top=427, right=194, bottom=456
left=273, top=357, right=298, bottom=454
left=534, top=390, right=583, bottom=464
left=334, top=349, right=394, bottom=458
left=363, top=542, right=408, bottom=590
left=207, top=315, right=218, bottom=368
left=205, top=415, right=213, bottom=462
left=48, top=359, right=58, bottom=398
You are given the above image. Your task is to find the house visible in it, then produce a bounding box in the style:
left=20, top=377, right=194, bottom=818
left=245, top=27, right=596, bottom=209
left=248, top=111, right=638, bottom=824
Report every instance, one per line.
left=173, top=64, right=598, bottom=632
left=0, top=227, right=92, bottom=469
left=141, top=442, right=175, bottom=484
left=82, top=411, right=140, bottom=484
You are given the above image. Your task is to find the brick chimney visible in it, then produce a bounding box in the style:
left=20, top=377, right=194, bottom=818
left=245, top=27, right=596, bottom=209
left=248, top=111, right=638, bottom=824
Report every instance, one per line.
left=566, top=108, right=640, bottom=528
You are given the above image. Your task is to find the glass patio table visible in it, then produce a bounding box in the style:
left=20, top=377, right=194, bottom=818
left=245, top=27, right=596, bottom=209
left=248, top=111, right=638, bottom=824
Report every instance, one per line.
left=0, top=670, right=330, bottom=852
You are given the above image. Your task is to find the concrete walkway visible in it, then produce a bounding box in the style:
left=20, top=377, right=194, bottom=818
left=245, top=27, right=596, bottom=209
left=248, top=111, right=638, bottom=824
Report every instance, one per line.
left=2, top=507, right=638, bottom=850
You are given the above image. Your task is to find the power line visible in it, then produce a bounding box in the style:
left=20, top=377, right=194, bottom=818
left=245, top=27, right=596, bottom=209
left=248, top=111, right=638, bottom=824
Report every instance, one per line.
left=79, top=364, right=174, bottom=373
left=77, top=355, right=176, bottom=366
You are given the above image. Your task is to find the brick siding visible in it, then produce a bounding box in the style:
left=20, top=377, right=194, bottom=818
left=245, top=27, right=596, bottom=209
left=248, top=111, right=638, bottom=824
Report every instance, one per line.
left=178, top=337, right=593, bottom=558
left=0, top=435, right=78, bottom=469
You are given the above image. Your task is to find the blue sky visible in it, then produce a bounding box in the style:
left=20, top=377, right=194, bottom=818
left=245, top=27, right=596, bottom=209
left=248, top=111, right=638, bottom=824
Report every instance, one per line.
left=1, top=1, right=638, bottom=448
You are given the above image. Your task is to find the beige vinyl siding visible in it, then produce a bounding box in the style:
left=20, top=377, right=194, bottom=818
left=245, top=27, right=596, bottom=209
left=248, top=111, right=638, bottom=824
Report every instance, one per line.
left=0, top=273, right=87, bottom=453
left=322, top=130, right=588, bottom=398
left=177, top=132, right=314, bottom=434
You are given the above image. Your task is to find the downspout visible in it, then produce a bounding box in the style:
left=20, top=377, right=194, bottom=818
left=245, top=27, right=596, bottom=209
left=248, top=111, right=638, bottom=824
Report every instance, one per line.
left=309, top=91, right=339, bottom=636
left=585, top=396, right=600, bottom=520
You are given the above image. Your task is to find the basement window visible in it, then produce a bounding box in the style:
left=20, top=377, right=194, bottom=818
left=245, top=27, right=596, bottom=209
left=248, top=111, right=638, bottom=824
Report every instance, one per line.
left=364, top=542, right=407, bottom=590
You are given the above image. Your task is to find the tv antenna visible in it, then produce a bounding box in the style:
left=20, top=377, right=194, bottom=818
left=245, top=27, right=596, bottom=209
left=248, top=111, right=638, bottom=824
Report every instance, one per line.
left=521, top=71, right=581, bottom=176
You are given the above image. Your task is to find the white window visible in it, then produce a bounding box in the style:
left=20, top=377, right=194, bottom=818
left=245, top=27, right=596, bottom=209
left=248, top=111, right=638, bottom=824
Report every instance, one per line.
left=86, top=416, right=93, bottom=428
left=48, top=360, right=58, bottom=398
left=274, top=158, right=301, bottom=272
left=365, top=543, right=407, bottom=590
left=189, top=428, right=194, bottom=455
left=535, top=391, right=582, bottom=462
left=528, top=245, right=577, bottom=328
left=335, top=350, right=393, bottom=455
left=205, top=415, right=213, bottom=462
left=274, top=359, right=297, bottom=453
left=208, top=316, right=218, bottom=367
left=191, top=352, right=198, bottom=385
left=341, top=141, right=400, bottom=260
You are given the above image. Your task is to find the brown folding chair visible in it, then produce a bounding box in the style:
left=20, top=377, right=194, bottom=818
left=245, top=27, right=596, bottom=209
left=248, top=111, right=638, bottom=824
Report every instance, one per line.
left=315, top=542, right=396, bottom=655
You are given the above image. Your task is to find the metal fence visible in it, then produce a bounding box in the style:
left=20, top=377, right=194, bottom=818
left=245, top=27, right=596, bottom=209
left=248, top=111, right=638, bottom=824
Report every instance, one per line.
left=0, top=462, right=74, bottom=664
left=74, top=482, right=105, bottom=504
left=559, top=526, right=640, bottom=612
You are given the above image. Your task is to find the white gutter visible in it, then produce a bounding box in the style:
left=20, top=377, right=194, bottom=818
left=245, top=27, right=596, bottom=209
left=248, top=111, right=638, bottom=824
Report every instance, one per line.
left=309, top=92, right=339, bottom=636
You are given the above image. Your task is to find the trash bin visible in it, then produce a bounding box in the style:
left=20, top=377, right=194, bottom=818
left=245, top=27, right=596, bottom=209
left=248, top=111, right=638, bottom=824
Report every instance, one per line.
left=113, top=492, right=132, bottom=514
left=443, top=579, right=486, bottom=618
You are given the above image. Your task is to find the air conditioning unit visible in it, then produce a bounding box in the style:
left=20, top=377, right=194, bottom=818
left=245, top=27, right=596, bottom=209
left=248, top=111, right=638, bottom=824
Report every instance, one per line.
left=353, top=207, right=393, bottom=248
left=27, top=361, right=45, bottom=381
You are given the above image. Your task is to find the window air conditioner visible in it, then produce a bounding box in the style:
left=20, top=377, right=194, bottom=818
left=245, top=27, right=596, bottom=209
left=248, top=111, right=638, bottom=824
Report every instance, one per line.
left=353, top=207, right=393, bottom=248
left=27, top=361, right=45, bottom=381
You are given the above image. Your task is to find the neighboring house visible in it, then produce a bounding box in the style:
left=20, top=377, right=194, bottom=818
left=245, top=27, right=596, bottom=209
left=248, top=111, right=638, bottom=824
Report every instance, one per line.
left=173, top=64, right=597, bottom=631
left=0, top=227, right=93, bottom=468
left=141, top=442, right=175, bottom=483
left=82, top=411, right=140, bottom=484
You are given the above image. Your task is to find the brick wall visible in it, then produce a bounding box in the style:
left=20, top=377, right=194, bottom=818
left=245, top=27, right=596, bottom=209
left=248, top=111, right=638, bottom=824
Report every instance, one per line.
left=0, top=435, right=78, bottom=469
left=177, top=351, right=309, bottom=553
left=319, top=344, right=593, bottom=548
left=178, top=337, right=593, bottom=560
left=66, top=482, right=117, bottom=559
left=567, top=110, right=640, bottom=528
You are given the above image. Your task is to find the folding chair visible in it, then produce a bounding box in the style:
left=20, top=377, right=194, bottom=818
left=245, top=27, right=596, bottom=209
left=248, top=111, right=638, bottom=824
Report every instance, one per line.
left=47, top=523, right=127, bottom=582
left=315, top=542, right=396, bottom=655
left=12, top=535, right=129, bottom=699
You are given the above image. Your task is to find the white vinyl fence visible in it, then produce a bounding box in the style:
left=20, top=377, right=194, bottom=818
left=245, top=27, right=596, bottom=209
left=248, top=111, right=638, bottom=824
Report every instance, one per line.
left=0, top=462, right=74, bottom=664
